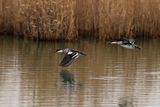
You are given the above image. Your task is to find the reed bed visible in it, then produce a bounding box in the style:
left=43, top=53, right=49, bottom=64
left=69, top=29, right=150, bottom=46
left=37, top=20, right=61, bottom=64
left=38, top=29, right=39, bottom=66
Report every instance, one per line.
left=0, top=0, right=160, bottom=40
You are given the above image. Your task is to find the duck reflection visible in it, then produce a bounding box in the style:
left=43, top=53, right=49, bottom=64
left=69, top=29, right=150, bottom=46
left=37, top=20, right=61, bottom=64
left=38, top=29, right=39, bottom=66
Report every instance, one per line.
left=118, top=96, right=134, bottom=107
left=60, top=69, right=75, bottom=85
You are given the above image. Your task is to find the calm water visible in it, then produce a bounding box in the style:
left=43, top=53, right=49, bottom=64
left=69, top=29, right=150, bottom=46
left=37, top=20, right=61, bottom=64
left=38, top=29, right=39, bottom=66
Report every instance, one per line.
left=0, top=36, right=160, bottom=107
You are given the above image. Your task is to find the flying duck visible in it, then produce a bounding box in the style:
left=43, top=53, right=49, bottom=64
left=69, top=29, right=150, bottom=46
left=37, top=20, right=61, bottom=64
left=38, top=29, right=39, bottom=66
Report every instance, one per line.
left=56, top=48, right=86, bottom=67
left=110, top=37, right=141, bottom=49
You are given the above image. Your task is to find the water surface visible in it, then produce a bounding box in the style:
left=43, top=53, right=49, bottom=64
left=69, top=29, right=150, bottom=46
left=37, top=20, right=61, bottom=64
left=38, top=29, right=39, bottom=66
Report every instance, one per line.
left=0, top=36, right=160, bottom=107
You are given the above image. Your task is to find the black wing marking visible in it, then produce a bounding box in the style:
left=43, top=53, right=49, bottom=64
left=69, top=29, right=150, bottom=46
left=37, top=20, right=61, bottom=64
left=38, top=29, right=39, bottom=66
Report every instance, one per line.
left=59, top=52, right=77, bottom=67
left=70, top=49, right=86, bottom=56
left=122, top=42, right=132, bottom=45
left=122, top=37, right=135, bottom=44
left=121, top=38, right=130, bottom=43
left=120, top=37, right=134, bottom=45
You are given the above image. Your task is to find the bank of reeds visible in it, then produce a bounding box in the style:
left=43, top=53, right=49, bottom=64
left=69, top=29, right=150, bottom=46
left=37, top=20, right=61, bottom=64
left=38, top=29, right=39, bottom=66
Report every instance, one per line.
left=0, top=0, right=160, bottom=40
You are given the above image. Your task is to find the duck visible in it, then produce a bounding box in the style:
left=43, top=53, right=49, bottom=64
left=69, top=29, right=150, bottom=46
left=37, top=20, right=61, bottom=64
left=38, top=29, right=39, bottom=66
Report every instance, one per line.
left=110, top=37, right=141, bottom=49
left=56, top=48, right=86, bottom=67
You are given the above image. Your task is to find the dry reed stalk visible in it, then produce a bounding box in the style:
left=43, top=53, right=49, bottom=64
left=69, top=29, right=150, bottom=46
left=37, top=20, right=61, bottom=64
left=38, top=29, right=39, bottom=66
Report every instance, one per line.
left=0, top=0, right=160, bottom=40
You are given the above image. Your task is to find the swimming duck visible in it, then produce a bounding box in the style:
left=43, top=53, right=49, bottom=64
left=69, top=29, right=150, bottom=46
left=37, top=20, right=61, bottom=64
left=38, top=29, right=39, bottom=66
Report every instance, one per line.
left=110, top=37, right=141, bottom=49
left=56, top=48, right=86, bottom=67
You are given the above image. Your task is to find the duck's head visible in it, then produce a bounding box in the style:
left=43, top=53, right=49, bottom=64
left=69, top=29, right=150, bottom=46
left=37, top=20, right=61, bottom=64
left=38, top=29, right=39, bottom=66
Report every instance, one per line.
left=56, top=49, right=63, bottom=53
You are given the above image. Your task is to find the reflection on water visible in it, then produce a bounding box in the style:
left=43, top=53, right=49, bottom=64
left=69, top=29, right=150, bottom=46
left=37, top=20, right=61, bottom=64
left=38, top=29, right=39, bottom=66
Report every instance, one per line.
left=118, top=96, right=134, bottom=107
left=0, top=36, right=160, bottom=107
left=60, top=69, right=75, bottom=84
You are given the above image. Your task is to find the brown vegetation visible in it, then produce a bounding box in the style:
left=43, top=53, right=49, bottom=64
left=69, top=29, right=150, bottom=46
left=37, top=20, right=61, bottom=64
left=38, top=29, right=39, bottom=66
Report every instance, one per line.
left=0, top=0, right=160, bottom=40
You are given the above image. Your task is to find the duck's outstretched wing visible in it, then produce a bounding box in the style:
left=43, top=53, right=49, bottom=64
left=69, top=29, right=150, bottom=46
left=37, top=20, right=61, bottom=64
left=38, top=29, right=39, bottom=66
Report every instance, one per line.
left=70, top=49, right=86, bottom=56
left=120, top=37, right=129, bottom=43
left=59, top=52, right=78, bottom=67
left=121, top=37, right=135, bottom=44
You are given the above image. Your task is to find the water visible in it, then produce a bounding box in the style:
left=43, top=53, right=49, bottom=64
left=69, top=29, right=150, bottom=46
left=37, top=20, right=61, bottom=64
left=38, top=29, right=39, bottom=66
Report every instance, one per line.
left=0, top=36, right=160, bottom=107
